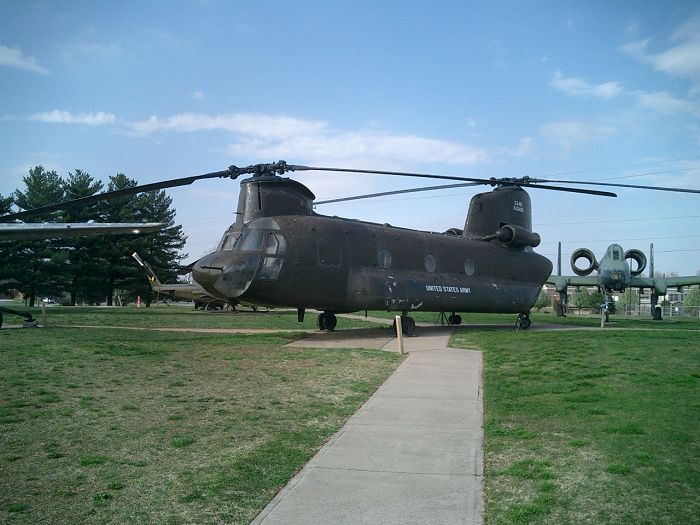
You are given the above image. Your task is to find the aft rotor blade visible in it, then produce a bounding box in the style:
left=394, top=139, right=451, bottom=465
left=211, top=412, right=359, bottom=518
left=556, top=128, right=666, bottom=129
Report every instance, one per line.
left=0, top=169, right=234, bottom=221
left=530, top=178, right=700, bottom=194
left=515, top=182, right=616, bottom=197
left=291, top=164, right=616, bottom=197
left=315, top=182, right=482, bottom=205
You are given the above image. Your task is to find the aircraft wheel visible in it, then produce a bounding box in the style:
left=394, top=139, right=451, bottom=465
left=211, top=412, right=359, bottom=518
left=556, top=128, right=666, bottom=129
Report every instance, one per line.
left=653, top=306, right=662, bottom=321
left=402, top=316, right=416, bottom=336
left=448, top=314, right=462, bottom=326
left=317, top=312, right=337, bottom=331
left=517, top=314, right=531, bottom=330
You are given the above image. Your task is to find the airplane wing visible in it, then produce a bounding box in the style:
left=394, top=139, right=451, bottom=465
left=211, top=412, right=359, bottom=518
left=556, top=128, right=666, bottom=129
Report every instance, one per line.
left=546, top=275, right=601, bottom=292
left=0, top=222, right=164, bottom=241
left=629, top=276, right=700, bottom=295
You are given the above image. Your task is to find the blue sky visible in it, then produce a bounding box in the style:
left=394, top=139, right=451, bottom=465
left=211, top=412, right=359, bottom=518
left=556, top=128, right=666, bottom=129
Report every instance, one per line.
left=1, top=0, right=699, bottom=275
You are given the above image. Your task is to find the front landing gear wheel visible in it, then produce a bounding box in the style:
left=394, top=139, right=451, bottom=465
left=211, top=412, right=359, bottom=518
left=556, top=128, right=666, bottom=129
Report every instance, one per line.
left=317, top=312, right=337, bottom=331
left=448, top=313, right=462, bottom=326
left=516, top=313, right=531, bottom=330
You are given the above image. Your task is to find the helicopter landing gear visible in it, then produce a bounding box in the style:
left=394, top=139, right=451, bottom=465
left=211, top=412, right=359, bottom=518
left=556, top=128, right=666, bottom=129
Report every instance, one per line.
left=317, top=312, right=337, bottom=331
left=392, top=315, right=416, bottom=336
left=515, top=313, right=531, bottom=330
left=448, top=313, right=462, bottom=326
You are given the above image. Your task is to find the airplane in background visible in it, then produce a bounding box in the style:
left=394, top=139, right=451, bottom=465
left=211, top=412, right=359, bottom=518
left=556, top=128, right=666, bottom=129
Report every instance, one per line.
left=132, top=252, right=227, bottom=310
left=547, top=242, right=700, bottom=320
left=0, top=222, right=164, bottom=241
left=0, top=222, right=164, bottom=328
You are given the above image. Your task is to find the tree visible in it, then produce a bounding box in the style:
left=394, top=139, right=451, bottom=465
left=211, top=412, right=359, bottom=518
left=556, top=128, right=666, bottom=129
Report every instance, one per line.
left=61, top=170, right=105, bottom=305
left=0, top=193, right=12, bottom=215
left=7, top=167, right=67, bottom=305
left=616, top=288, right=639, bottom=314
left=684, top=286, right=700, bottom=308
left=96, top=173, right=187, bottom=306
left=571, top=288, right=604, bottom=310
left=533, top=291, right=551, bottom=311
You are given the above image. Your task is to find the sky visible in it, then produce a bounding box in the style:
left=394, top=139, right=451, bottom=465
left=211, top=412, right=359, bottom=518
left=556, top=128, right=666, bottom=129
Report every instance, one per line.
left=1, top=0, right=700, bottom=276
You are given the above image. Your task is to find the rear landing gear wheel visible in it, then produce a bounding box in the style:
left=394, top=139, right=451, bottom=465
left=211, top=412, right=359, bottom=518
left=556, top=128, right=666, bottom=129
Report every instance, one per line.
left=317, top=312, right=337, bottom=331
left=448, top=313, right=462, bottom=326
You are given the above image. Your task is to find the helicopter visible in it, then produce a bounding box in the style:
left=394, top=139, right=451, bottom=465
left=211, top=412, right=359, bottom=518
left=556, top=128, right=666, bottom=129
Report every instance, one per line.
left=3, top=161, right=698, bottom=334
left=548, top=242, right=700, bottom=321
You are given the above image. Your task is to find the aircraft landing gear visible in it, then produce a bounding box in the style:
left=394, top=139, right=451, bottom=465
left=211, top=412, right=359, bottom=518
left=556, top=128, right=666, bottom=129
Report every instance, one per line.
left=515, top=313, right=531, bottom=330
left=317, top=312, right=337, bottom=331
left=393, top=314, right=416, bottom=336
left=448, top=313, right=462, bottom=326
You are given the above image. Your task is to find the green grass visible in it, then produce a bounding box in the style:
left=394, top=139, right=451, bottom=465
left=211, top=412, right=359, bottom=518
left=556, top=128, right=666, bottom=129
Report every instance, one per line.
left=3, top=304, right=381, bottom=330
left=0, top=325, right=402, bottom=524
left=451, top=328, right=700, bottom=524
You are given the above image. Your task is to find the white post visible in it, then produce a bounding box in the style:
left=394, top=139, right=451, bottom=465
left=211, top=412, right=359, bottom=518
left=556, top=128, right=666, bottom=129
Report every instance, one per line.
left=394, top=315, right=405, bottom=355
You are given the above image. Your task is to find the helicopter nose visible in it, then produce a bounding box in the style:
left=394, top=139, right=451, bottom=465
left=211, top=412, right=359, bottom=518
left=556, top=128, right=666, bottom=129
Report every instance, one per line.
left=213, top=252, right=262, bottom=298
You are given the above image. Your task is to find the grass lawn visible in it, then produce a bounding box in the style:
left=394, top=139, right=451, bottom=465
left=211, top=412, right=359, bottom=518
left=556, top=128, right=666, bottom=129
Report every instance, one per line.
left=452, top=327, right=700, bottom=524
left=2, top=304, right=381, bottom=330
left=0, top=325, right=403, bottom=524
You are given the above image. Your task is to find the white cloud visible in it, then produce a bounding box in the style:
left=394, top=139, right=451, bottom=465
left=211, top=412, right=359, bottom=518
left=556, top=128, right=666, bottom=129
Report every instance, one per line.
left=539, top=120, right=615, bottom=150
left=620, top=17, right=700, bottom=79
left=128, top=112, right=490, bottom=166
left=550, top=71, right=623, bottom=99
left=28, top=110, right=116, bottom=125
left=633, top=90, right=700, bottom=116
left=0, top=45, right=48, bottom=74
left=128, top=112, right=326, bottom=140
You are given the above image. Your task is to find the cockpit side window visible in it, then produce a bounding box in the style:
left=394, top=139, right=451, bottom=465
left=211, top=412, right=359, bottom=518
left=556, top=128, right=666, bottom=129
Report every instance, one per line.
left=237, top=229, right=265, bottom=251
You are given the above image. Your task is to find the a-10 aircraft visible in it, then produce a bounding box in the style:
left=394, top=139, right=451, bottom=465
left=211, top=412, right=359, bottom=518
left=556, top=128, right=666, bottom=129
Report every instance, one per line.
left=547, top=243, right=700, bottom=320
left=131, top=252, right=226, bottom=310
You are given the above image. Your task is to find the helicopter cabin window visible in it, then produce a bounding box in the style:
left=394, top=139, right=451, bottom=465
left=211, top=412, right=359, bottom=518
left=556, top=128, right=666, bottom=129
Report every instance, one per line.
left=318, top=242, right=342, bottom=267
left=237, top=229, right=265, bottom=251
left=259, top=257, right=283, bottom=280
left=464, top=259, right=475, bottom=276
left=424, top=254, right=436, bottom=273
left=378, top=248, right=392, bottom=269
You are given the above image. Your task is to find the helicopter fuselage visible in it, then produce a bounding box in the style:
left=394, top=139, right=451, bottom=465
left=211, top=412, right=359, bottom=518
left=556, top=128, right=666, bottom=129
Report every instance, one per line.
left=192, top=214, right=552, bottom=315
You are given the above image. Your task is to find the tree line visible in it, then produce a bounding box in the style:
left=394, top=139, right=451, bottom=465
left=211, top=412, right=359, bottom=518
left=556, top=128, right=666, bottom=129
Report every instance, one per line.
left=0, top=166, right=187, bottom=307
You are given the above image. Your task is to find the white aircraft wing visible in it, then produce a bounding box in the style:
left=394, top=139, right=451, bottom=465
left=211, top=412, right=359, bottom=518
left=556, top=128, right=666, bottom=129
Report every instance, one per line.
left=0, top=222, right=165, bottom=241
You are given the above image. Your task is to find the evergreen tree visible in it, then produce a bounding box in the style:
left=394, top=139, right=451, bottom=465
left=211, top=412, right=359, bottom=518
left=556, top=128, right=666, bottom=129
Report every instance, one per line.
left=8, top=167, right=67, bottom=305
left=61, top=170, right=105, bottom=305
left=0, top=193, right=12, bottom=215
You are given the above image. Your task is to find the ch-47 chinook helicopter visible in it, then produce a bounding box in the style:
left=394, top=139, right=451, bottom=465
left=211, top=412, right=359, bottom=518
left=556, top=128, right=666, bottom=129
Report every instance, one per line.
left=4, top=161, right=699, bottom=333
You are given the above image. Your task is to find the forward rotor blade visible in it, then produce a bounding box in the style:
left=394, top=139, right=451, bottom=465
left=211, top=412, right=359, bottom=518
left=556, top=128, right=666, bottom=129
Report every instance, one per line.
left=289, top=164, right=494, bottom=184
left=530, top=178, right=700, bottom=194
left=315, top=182, right=482, bottom=205
left=0, top=168, right=234, bottom=221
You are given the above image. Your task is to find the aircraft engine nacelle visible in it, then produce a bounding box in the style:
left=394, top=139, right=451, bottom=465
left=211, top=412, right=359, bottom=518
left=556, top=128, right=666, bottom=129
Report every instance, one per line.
left=489, top=224, right=541, bottom=248
left=571, top=248, right=598, bottom=276
left=624, top=249, right=647, bottom=276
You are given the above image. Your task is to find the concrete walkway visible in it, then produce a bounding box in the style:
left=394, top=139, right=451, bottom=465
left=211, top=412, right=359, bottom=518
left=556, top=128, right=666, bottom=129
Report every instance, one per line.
left=252, top=328, right=484, bottom=525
